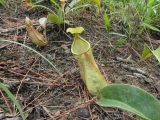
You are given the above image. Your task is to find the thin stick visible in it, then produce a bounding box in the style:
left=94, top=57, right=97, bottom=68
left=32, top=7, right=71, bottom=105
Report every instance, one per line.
left=15, top=57, right=38, bottom=99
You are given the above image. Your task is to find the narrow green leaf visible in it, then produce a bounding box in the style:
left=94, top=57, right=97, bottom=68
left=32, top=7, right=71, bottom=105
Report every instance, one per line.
left=141, top=44, right=160, bottom=63
left=0, top=82, right=26, bottom=120
left=89, top=0, right=101, bottom=8
left=80, top=0, right=100, bottom=11
left=65, top=0, right=81, bottom=13
left=142, top=22, right=160, bottom=32
left=65, top=3, right=92, bottom=14
left=50, top=0, right=62, bottom=10
left=147, top=0, right=155, bottom=7
left=97, top=84, right=160, bottom=120
left=141, top=44, right=153, bottom=60
left=143, top=0, right=155, bottom=11
left=48, top=13, right=64, bottom=25
left=0, top=0, right=7, bottom=8
left=31, top=5, right=55, bottom=14
left=109, top=32, right=127, bottom=37
left=103, top=13, right=110, bottom=31
left=152, top=46, right=160, bottom=62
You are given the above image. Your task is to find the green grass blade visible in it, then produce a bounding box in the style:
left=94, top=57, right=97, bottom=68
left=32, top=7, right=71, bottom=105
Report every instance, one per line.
left=48, top=13, right=64, bottom=25
left=109, top=32, right=127, bottom=37
left=0, top=82, right=26, bottom=120
left=142, top=22, right=160, bottom=32
left=65, top=4, right=92, bottom=14
left=0, top=0, right=7, bottom=8
left=30, top=5, right=55, bottom=14
left=0, top=39, right=61, bottom=74
left=50, top=0, right=62, bottom=10
left=152, top=46, right=160, bottom=63
left=103, top=13, right=110, bottom=31
left=141, top=43, right=153, bottom=61
left=65, top=0, right=81, bottom=13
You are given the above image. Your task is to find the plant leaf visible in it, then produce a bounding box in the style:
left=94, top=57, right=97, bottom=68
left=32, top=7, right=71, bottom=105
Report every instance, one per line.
left=0, top=82, right=26, bottom=120
left=142, top=22, right=160, bottom=32
left=50, top=0, right=62, bottom=10
left=0, top=0, right=7, bottom=7
left=103, top=13, right=110, bottom=31
left=109, top=32, right=127, bottom=37
left=141, top=44, right=160, bottom=63
left=97, top=84, right=160, bottom=120
left=89, top=0, right=101, bottom=8
left=48, top=13, right=64, bottom=25
left=66, top=3, right=92, bottom=14
left=141, top=43, right=153, bottom=60
left=31, top=5, right=55, bottom=13
left=65, top=0, right=81, bottom=13
left=146, top=0, right=155, bottom=7
left=152, top=46, right=160, bottom=62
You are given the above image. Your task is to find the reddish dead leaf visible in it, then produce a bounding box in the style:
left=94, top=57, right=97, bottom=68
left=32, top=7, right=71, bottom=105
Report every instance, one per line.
left=22, top=0, right=33, bottom=9
left=144, top=35, right=160, bottom=45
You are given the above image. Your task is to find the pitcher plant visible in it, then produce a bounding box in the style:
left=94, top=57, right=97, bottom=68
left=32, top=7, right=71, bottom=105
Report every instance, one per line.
left=67, top=27, right=108, bottom=95
left=67, top=27, right=160, bottom=120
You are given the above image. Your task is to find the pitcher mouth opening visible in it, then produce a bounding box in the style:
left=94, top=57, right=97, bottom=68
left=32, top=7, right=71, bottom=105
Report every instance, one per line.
left=71, top=36, right=90, bottom=55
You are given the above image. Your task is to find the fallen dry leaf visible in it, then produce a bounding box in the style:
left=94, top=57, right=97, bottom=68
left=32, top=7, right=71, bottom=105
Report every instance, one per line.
left=25, top=17, right=48, bottom=47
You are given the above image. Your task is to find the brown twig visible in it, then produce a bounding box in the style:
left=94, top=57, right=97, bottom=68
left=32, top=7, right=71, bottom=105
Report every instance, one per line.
left=0, top=24, right=39, bottom=34
left=15, top=57, right=39, bottom=99
left=121, top=64, right=146, bottom=75
left=116, top=57, right=134, bottom=64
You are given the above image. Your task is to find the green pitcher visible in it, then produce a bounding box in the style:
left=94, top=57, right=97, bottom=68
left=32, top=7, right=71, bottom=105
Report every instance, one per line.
left=67, top=27, right=107, bottom=95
